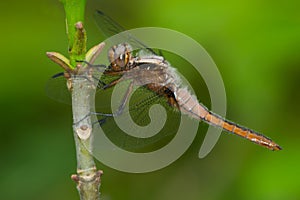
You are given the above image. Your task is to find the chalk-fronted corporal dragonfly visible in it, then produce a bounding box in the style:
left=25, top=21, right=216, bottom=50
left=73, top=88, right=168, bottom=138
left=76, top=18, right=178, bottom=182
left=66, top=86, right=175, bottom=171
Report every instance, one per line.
left=47, top=10, right=281, bottom=151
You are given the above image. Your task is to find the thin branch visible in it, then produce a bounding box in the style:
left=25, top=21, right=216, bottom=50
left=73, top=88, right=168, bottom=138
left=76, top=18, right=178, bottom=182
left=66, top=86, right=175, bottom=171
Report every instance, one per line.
left=61, top=0, right=87, bottom=66
left=47, top=0, right=104, bottom=199
left=71, top=66, right=102, bottom=200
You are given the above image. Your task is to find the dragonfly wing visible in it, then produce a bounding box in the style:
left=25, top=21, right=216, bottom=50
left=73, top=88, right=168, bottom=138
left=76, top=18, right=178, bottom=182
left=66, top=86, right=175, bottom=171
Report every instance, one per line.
left=94, top=10, right=158, bottom=56
left=95, top=84, right=181, bottom=152
left=46, top=71, right=106, bottom=107
left=45, top=73, right=72, bottom=105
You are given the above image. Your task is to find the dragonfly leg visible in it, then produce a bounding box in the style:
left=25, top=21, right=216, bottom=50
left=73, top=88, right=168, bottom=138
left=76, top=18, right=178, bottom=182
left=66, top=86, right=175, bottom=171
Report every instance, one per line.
left=92, top=80, right=134, bottom=117
left=98, top=117, right=107, bottom=125
left=102, top=77, right=124, bottom=90
left=88, top=63, right=107, bottom=72
left=89, top=76, right=107, bottom=89
left=76, top=60, right=107, bottom=70
left=94, top=70, right=127, bottom=91
left=74, top=112, right=107, bottom=127
left=92, top=117, right=107, bottom=127
left=73, top=112, right=92, bottom=125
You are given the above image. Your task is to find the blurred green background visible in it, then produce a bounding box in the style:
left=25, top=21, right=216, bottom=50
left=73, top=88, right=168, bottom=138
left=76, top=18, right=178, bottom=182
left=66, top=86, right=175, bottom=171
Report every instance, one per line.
left=1, top=0, right=299, bottom=199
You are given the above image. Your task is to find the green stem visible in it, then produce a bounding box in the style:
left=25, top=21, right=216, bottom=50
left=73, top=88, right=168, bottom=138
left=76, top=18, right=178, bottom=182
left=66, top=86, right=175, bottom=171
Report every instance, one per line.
left=47, top=1, right=106, bottom=199
left=71, top=76, right=102, bottom=200
left=59, top=0, right=102, bottom=199
left=61, top=0, right=87, bottom=66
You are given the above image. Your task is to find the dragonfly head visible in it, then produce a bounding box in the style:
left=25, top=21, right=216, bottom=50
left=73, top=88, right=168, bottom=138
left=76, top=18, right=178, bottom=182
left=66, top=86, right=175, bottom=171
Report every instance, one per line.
left=108, top=43, right=132, bottom=71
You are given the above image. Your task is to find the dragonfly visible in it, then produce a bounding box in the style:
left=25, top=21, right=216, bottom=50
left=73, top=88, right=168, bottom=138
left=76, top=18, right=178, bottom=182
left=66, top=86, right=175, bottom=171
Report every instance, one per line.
left=47, top=11, right=281, bottom=151
left=92, top=10, right=282, bottom=151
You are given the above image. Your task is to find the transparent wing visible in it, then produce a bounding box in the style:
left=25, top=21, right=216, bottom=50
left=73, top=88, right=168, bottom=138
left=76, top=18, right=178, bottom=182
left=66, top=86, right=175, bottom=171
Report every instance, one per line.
left=94, top=84, right=181, bottom=152
left=46, top=71, right=181, bottom=151
left=45, top=70, right=108, bottom=107
left=94, top=10, right=158, bottom=56
left=45, top=73, right=72, bottom=105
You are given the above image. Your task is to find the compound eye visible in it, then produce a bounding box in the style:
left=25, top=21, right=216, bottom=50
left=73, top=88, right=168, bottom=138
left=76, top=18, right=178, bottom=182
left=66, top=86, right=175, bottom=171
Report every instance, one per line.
left=114, top=54, right=127, bottom=69
left=119, top=54, right=124, bottom=60
left=108, top=43, right=132, bottom=71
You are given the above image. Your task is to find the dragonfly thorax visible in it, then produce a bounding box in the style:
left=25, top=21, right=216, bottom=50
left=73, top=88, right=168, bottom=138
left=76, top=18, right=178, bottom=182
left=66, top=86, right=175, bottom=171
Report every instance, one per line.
left=108, top=43, right=133, bottom=71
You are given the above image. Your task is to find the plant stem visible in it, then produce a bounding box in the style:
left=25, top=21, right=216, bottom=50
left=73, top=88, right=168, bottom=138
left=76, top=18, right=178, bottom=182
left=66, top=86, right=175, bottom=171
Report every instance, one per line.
left=47, top=43, right=105, bottom=200
left=61, top=0, right=87, bottom=66
left=59, top=0, right=102, bottom=199
left=71, top=74, right=102, bottom=200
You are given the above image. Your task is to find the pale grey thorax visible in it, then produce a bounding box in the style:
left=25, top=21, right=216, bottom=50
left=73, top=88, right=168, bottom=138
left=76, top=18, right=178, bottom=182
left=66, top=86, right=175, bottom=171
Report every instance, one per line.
left=110, top=43, right=202, bottom=119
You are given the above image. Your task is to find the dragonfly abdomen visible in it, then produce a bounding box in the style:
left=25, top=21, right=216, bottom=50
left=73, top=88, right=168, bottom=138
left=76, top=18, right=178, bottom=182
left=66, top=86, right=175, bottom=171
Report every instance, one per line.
left=175, top=87, right=209, bottom=119
left=174, top=87, right=281, bottom=151
left=203, top=112, right=282, bottom=151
